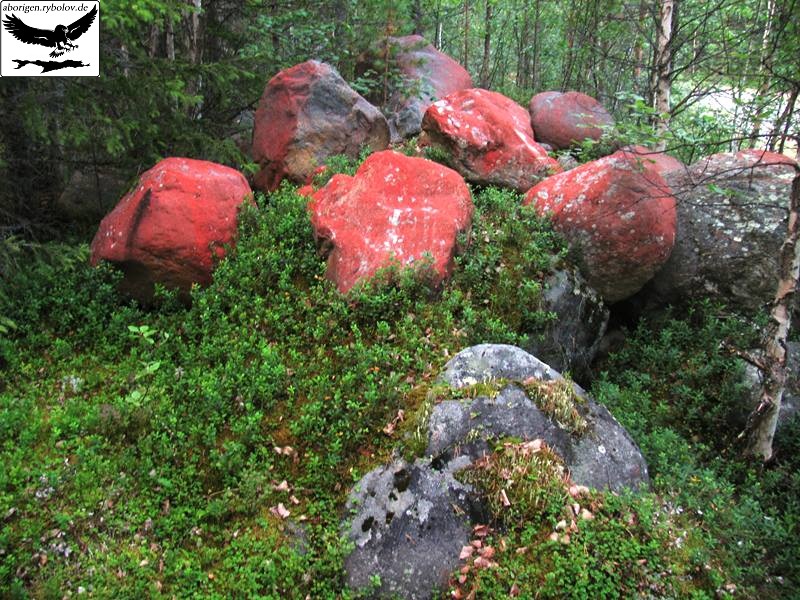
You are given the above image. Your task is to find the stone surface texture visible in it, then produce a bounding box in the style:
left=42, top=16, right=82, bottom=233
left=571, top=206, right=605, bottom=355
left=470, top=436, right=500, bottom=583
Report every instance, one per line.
left=529, top=91, right=614, bottom=150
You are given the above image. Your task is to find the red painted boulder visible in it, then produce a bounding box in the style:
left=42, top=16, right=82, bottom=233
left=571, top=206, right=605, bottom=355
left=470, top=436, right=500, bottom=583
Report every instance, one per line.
left=90, top=158, right=252, bottom=301
left=308, top=150, right=473, bottom=293
left=529, top=91, right=614, bottom=150
left=524, top=150, right=677, bottom=303
left=252, top=60, right=389, bottom=193
left=421, top=88, right=562, bottom=192
left=356, top=35, right=473, bottom=141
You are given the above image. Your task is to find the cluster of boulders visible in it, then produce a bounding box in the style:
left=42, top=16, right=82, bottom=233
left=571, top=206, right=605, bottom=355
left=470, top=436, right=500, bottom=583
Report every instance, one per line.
left=86, top=37, right=798, bottom=599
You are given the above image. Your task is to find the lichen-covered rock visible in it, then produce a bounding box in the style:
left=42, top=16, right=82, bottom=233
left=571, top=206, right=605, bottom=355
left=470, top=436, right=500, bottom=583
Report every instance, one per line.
left=308, top=150, right=473, bottom=293
left=429, top=344, right=649, bottom=491
left=343, top=459, right=484, bottom=599
left=525, top=150, right=677, bottom=303
left=650, top=150, right=797, bottom=312
left=529, top=268, right=609, bottom=382
left=529, top=91, right=614, bottom=150
left=252, top=60, right=389, bottom=192
left=90, top=158, right=252, bottom=301
left=356, top=35, right=473, bottom=141
left=420, top=88, right=561, bottom=192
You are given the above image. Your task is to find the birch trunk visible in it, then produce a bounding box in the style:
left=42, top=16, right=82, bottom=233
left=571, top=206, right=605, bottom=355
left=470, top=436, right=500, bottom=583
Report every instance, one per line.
left=746, top=167, right=800, bottom=460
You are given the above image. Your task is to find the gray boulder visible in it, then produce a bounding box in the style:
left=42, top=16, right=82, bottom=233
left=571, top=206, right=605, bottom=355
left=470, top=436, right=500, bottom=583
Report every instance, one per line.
left=431, top=344, right=649, bottom=491
left=650, top=150, right=797, bottom=313
left=252, top=60, right=389, bottom=192
left=342, top=345, right=647, bottom=599
left=528, top=268, right=609, bottom=382
left=343, top=459, right=484, bottom=599
left=355, top=36, right=473, bottom=142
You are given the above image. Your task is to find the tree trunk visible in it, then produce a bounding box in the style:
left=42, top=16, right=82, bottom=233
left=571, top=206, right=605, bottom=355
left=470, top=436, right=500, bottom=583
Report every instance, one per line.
left=653, top=0, right=674, bottom=150
left=531, top=0, right=541, bottom=91
left=412, top=0, right=424, bottom=34
left=166, top=18, right=175, bottom=61
left=463, top=0, right=470, bottom=68
left=777, top=87, right=799, bottom=154
left=479, top=0, right=492, bottom=87
left=188, top=0, right=202, bottom=65
left=748, top=0, right=776, bottom=147
left=745, top=167, right=800, bottom=460
left=633, top=0, right=645, bottom=81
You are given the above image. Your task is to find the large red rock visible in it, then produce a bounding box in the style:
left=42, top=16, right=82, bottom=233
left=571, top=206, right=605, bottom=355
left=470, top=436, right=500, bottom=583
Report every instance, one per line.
left=252, top=60, right=389, bottom=193
left=356, top=35, right=473, bottom=141
left=90, top=158, right=252, bottom=301
left=309, top=150, right=473, bottom=293
left=421, top=88, right=562, bottom=192
left=524, top=150, right=677, bottom=303
left=529, top=91, right=614, bottom=150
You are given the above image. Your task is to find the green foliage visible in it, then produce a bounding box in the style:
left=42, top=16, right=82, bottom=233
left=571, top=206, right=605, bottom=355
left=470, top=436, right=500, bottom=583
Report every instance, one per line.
left=594, top=303, right=800, bottom=597
left=601, top=302, right=759, bottom=452
left=0, top=182, right=564, bottom=596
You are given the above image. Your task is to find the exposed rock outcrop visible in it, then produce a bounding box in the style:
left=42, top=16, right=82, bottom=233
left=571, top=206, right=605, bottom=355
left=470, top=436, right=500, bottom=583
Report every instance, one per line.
left=650, top=149, right=797, bottom=312
left=529, top=91, right=614, bottom=150
left=356, top=35, right=473, bottom=141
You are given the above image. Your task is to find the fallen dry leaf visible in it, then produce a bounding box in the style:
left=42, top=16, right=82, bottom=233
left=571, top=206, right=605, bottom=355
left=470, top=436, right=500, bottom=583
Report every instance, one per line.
left=459, top=545, right=474, bottom=560
left=383, top=410, right=406, bottom=436
left=473, top=556, right=497, bottom=569
left=273, top=480, right=290, bottom=492
left=510, top=583, right=521, bottom=597
left=580, top=509, right=594, bottom=520
left=289, top=495, right=301, bottom=505
left=472, top=524, right=490, bottom=537
left=270, top=503, right=290, bottom=519
left=500, top=489, right=511, bottom=507
left=470, top=539, right=482, bottom=548
left=479, top=546, right=495, bottom=559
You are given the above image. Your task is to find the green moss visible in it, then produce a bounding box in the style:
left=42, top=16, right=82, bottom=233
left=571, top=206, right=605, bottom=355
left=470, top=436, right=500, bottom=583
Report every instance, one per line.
left=522, top=377, right=588, bottom=435
left=458, top=440, right=572, bottom=530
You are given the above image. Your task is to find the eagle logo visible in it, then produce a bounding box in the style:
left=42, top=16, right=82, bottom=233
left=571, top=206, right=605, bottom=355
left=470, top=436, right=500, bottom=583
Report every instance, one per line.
left=2, top=5, right=97, bottom=58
